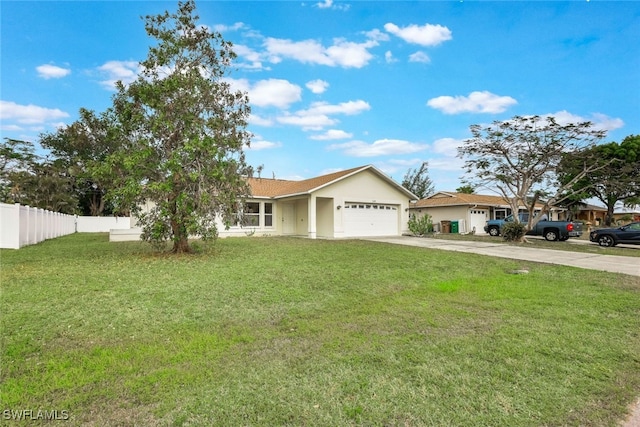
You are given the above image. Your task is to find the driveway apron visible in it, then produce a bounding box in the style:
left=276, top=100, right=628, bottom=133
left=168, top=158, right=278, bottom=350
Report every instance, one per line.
left=364, top=236, right=640, bottom=277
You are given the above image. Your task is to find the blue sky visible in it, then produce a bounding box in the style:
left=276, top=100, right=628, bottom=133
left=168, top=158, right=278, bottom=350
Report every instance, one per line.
left=1, top=1, right=639, bottom=191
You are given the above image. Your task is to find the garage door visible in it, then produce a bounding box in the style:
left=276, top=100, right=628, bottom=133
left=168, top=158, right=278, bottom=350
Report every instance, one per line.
left=343, top=203, right=399, bottom=237
left=469, top=209, right=488, bottom=234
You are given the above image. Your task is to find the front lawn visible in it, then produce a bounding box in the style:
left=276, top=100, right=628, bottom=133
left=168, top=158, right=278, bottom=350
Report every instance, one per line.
left=1, top=234, right=639, bottom=426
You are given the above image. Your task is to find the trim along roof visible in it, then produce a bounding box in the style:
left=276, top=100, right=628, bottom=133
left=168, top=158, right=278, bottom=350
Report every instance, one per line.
left=412, top=191, right=554, bottom=210
left=248, top=165, right=418, bottom=200
left=412, top=192, right=512, bottom=208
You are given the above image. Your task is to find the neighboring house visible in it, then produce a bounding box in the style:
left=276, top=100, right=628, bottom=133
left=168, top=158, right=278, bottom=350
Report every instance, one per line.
left=574, top=204, right=608, bottom=226
left=410, top=192, right=563, bottom=234
left=110, top=165, right=417, bottom=241
left=613, top=203, right=640, bottom=223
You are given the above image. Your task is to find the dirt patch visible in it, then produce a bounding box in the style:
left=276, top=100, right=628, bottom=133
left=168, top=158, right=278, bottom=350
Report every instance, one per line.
left=622, top=397, right=640, bottom=427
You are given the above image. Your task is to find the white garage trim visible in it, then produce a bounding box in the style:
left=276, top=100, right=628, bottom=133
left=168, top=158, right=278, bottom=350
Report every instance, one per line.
left=469, top=209, right=488, bottom=234
left=343, top=202, right=399, bottom=237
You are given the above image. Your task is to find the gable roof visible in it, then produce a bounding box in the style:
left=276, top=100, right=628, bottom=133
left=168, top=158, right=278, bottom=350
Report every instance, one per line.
left=413, top=191, right=512, bottom=208
left=412, top=191, right=554, bottom=210
left=248, top=165, right=417, bottom=199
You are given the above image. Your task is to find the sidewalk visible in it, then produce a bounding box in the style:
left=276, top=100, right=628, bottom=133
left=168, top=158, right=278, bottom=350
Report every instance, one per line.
left=365, top=236, right=640, bottom=277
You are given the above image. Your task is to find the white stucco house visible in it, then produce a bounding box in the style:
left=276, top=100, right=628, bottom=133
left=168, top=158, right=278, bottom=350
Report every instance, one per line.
left=110, top=165, right=418, bottom=241
left=409, top=192, right=564, bottom=234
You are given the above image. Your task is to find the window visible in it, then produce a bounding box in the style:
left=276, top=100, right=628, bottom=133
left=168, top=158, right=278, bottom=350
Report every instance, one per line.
left=264, top=203, right=273, bottom=227
left=244, top=202, right=260, bottom=227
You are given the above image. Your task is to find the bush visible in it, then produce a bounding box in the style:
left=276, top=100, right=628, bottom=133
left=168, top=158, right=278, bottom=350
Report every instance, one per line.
left=502, top=221, right=527, bottom=242
left=408, top=214, right=434, bottom=236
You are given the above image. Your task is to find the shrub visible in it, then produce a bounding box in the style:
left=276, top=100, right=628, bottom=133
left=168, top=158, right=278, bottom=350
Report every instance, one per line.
left=502, top=221, right=527, bottom=242
left=408, top=214, right=434, bottom=236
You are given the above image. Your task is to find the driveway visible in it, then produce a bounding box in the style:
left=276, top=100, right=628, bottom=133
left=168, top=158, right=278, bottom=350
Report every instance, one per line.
left=365, top=236, right=640, bottom=277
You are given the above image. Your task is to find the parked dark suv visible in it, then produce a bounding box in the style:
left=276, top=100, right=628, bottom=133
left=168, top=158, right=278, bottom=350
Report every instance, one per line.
left=589, top=222, right=640, bottom=247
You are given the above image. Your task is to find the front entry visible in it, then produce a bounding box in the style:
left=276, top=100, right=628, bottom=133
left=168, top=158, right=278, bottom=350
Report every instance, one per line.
left=282, top=203, right=296, bottom=235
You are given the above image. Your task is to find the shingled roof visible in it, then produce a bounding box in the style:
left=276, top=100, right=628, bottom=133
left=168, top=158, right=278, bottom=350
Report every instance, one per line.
left=412, top=191, right=552, bottom=209
left=247, top=165, right=417, bottom=199
left=412, top=192, right=511, bottom=208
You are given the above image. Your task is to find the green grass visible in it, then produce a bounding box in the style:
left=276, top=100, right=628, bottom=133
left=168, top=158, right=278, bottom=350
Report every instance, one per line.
left=1, top=233, right=639, bottom=426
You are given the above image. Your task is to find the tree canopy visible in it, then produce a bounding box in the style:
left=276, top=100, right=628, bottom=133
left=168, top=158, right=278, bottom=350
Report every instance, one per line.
left=458, top=115, right=606, bottom=236
left=558, top=134, right=640, bottom=225
left=402, top=162, right=434, bottom=199
left=0, top=138, right=77, bottom=213
left=99, top=0, right=252, bottom=253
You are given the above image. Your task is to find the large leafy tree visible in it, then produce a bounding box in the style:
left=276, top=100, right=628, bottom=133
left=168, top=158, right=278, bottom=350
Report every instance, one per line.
left=559, top=135, right=640, bottom=225
left=102, top=0, right=252, bottom=253
left=402, top=161, right=434, bottom=199
left=39, top=108, right=122, bottom=216
left=458, top=115, right=606, bottom=237
left=0, top=138, right=77, bottom=213
left=0, top=138, right=37, bottom=201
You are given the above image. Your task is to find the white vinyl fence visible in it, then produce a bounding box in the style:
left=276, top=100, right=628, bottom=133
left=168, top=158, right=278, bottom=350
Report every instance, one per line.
left=0, top=203, right=131, bottom=249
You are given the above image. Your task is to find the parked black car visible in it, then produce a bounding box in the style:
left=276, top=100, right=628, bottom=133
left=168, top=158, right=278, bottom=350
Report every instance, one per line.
left=589, top=222, right=640, bottom=247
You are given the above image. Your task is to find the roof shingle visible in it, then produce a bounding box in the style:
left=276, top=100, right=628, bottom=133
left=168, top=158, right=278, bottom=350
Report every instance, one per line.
left=248, top=166, right=366, bottom=198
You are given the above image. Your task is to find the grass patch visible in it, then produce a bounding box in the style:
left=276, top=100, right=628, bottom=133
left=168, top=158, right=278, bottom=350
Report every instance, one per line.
left=1, top=233, right=639, bottom=425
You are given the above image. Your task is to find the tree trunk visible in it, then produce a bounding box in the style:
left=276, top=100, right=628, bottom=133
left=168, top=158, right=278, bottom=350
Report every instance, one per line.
left=605, top=205, right=615, bottom=226
left=172, top=234, right=192, bottom=253
left=170, top=217, right=192, bottom=254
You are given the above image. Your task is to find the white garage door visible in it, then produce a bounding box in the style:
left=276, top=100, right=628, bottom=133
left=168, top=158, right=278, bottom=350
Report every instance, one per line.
left=343, top=203, right=399, bottom=237
left=469, top=209, right=488, bottom=234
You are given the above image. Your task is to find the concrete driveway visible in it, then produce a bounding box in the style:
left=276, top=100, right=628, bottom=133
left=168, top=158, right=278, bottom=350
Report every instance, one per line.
left=365, top=236, right=640, bottom=277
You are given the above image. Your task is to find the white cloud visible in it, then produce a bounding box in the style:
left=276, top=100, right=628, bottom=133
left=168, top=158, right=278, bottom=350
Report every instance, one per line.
left=247, top=138, right=282, bottom=151
left=306, top=79, right=329, bottom=94
left=250, top=79, right=302, bottom=108
left=310, top=129, right=353, bottom=140
left=305, top=100, right=371, bottom=116
left=226, top=78, right=302, bottom=109
left=248, top=113, right=274, bottom=127
left=328, top=138, right=428, bottom=157
left=233, top=44, right=266, bottom=70
left=1, top=124, right=24, bottom=132
left=546, top=110, right=624, bottom=132
left=0, top=100, right=70, bottom=125
left=384, top=23, right=452, bottom=46
left=97, top=60, right=140, bottom=90
left=427, top=91, right=518, bottom=114
left=385, top=51, right=397, bottom=63
left=364, top=29, right=390, bottom=42
left=431, top=138, right=464, bottom=157
left=36, top=64, right=71, bottom=79
left=213, top=22, right=247, bottom=32
left=276, top=100, right=369, bottom=131
left=264, top=37, right=377, bottom=68
left=409, top=51, right=430, bottom=63
left=428, top=157, right=466, bottom=172
left=315, top=0, right=350, bottom=11
left=277, top=113, right=337, bottom=130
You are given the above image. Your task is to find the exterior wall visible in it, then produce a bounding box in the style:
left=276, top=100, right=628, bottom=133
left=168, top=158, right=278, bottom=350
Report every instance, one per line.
left=76, top=216, right=132, bottom=233
left=314, top=169, right=412, bottom=238
left=413, top=206, right=469, bottom=233
left=316, top=197, right=334, bottom=238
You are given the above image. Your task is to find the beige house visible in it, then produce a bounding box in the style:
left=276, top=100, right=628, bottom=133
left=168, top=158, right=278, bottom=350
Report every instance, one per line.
left=410, top=192, right=563, bottom=234
left=111, top=165, right=417, bottom=241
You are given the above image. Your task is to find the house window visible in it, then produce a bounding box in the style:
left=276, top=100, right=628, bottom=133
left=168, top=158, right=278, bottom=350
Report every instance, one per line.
left=235, top=202, right=259, bottom=227
left=495, top=209, right=507, bottom=220
left=264, top=203, right=273, bottom=227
